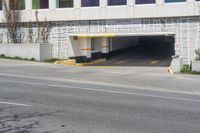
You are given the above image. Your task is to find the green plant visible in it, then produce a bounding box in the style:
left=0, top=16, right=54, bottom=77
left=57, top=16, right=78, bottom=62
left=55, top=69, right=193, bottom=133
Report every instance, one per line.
left=0, top=54, right=35, bottom=61
left=14, top=56, right=23, bottom=60
left=195, top=49, right=200, bottom=61
left=44, top=58, right=60, bottom=63
left=0, top=54, right=5, bottom=57
left=31, top=58, right=35, bottom=61
left=180, top=65, right=191, bottom=73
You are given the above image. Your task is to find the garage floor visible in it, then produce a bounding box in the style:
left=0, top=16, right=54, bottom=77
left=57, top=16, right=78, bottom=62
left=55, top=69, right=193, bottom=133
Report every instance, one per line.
left=93, top=37, right=174, bottom=66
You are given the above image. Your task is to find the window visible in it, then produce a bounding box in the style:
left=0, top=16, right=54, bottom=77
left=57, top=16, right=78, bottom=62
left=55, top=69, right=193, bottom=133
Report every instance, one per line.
left=32, top=0, right=49, bottom=9
left=81, top=0, right=99, bottom=7
left=135, top=0, right=155, bottom=4
left=165, top=0, right=186, bottom=3
left=19, top=0, right=25, bottom=10
left=10, top=0, right=25, bottom=10
left=57, top=0, right=73, bottom=8
left=108, top=0, right=127, bottom=6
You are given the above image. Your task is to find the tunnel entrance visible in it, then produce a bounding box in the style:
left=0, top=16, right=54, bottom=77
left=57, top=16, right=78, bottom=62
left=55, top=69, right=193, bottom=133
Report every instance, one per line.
left=96, top=35, right=175, bottom=66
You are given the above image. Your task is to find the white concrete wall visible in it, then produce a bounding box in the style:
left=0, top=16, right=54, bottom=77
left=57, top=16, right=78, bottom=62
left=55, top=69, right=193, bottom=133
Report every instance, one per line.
left=69, top=37, right=82, bottom=57
left=69, top=37, right=110, bottom=58
left=0, top=0, right=199, bottom=22
left=110, top=36, right=140, bottom=51
left=69, top=37, right=92, bottom=58
left=0, top=43, right=52, bottom=61
left=40, top=43, right=53, bottom=61
left=80, top=38, right=92, bottom=58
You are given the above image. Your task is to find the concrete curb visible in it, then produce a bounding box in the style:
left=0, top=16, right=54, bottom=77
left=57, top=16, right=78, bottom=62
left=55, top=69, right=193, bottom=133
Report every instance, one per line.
left=54, top=58, right=107, bottom=67
left=168, top=66, right=174, bottom=74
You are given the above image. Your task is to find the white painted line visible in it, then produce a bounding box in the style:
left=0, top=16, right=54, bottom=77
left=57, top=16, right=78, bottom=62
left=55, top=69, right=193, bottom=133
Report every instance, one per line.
left=0, top=73, right=189, bottom=95
left=1, top=79, right=200, bottom=103
left=0, top=101, right=31, bottom=107
left=50, top=84, right=200, bottom=103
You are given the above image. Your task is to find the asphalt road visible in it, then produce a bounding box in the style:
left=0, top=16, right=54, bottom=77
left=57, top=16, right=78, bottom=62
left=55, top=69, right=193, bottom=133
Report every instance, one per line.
left=0, top=59, right=200, bottom=133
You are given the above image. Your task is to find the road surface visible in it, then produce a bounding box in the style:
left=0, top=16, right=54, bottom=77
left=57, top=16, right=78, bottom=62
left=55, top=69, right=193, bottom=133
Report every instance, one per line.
left=0, top=59, right=200, bottom=133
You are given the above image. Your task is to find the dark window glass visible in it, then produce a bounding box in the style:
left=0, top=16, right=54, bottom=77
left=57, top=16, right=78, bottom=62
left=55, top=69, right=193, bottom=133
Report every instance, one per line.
left=108, top=0, right=127, bottom=6
left=0, top=0, right=2, bottom=10
left=81, top=0, right=99, bottom=7
left=57, top=0, right=73, bottom=8
left=32, top=0, right=49, bottom=9
left=135, top=0, right=155, bottom=4
left=10, top=0, right=25, bottom=10
left=20, top=0, right=25, bottom=10
left=165, top=0, right=186, bottom=2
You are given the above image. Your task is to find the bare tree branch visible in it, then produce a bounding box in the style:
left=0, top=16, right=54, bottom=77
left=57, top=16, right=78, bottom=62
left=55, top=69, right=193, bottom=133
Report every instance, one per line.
left=2, top=0, right=21, bottom=43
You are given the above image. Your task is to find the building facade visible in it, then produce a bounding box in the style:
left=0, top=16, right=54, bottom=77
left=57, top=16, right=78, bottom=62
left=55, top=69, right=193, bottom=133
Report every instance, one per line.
left=0, top=0, right=200, bottom=64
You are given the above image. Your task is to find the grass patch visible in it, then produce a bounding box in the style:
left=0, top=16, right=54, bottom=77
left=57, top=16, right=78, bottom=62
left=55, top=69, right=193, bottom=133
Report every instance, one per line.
left=181, top=65, right=200, bottom=75
left=0, top=54, right=60, bottom=63
left=0, top=54, right=35, bottom=61
left=43, top=58, right=60, bottom=63
left=189, top=71, right=200, bottom=75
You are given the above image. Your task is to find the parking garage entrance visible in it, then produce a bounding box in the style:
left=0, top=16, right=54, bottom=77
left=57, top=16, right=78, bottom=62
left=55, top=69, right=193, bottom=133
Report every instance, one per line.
left=92, top=35, right=175, bottom=66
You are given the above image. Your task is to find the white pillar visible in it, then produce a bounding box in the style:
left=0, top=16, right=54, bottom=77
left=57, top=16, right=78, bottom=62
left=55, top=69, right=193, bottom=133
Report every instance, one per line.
left=80, top=38, right=92, bottom=58
left=74, top=0, right=81, bottom=8
left=49, top=0, right=56, bottom=10
left=127, top=0, right=134, bottom=6
left=101, top=37, right=109, bottom=54
left=188, top=0, right=195, bottom=3
left=100, top=0, right=107, bottom=7
left=157, top=0, right=163, bottom=5
left=26, top=0, right=32, bottom=10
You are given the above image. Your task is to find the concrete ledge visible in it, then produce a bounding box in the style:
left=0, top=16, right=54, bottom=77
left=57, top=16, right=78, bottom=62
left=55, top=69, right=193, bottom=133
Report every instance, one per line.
left=170, top=57, right=183, bottom=74
left=0, top=43, right=52, bottom=61
left=55, top=58, right=107, bottom=67
left=192, top=60, right=200, bottom=72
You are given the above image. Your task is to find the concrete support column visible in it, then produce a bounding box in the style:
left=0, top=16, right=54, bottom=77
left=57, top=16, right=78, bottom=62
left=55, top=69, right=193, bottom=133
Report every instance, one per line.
left=74, top=0, right=81, bottom=8
left=100, top=0, right=107, bottom=8
left=188, top=0, right=195, bottom=3
left=156, top=0, right=163, bottom=5
left=101, top=38, right=109, bottom=59
left=127, top=0, right=134, bottom=6
left=49, top=0, right=56, bottom=10
left=81, top=38, right=92, bottom=59
left=26, top=0, right=32, bottom=10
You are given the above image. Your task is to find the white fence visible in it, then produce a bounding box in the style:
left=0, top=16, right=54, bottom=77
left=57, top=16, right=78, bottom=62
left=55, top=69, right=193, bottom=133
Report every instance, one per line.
left=0, top=16, right=200, bottom=64
left=0, top=43, right=52, bottom=61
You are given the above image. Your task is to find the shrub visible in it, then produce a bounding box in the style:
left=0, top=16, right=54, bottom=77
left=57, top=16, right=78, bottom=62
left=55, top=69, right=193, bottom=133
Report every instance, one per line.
left=0, top=54, right=5, bottom=57
left=180, top=65, right=191, bottom=73
left=44, top=58, right=59, bottom=63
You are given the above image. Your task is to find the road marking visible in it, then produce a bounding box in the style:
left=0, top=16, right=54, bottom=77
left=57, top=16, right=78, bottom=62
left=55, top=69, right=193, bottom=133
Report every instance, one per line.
left=1, top=79, right=200, bottom=103
left=0, top=101, right=31, bottom=107
left=0, top=72, right=200, bottom=96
